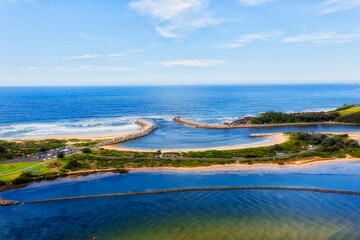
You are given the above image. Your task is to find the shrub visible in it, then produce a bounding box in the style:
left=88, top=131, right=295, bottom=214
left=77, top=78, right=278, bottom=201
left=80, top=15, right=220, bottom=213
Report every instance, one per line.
left=336, top=112, right=360, bottom=124
left=0, top=145, right=6, bottom=153
left=345, top=139, right=359, bottom=148
left=39, top=146, right=48, bottom=152
left=64, top=160, right=82, bottom=169
left=12, top=172, right=34, bottom=185
left=57, top=152, right=65, bottom=158
left=82, top=147, right=91, bottom=154
left=267, top=144, right=282, bottom=153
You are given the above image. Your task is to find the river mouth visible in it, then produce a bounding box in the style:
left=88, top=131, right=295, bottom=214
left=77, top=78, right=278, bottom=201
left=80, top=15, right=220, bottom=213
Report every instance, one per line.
left=117, top=119, right=360, bottom=150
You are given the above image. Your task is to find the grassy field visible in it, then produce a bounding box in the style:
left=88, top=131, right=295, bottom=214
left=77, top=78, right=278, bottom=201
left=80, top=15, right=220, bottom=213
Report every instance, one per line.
left=337, top=106, right=360, bottom=116
left=0, top=159, right=67, bottom=182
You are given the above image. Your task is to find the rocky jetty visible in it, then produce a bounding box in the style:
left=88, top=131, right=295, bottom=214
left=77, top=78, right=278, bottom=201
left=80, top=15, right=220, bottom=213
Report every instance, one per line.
left=0, top=199, right=21, bottom=206
left=173, top=116, right=240, bottom=129
left=94, top=119, right=158, bottom=147
left=173, top=116, right=357, bottom=129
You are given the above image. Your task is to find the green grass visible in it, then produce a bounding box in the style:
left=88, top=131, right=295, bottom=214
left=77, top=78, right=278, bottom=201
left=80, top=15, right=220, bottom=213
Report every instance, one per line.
left=337, top=106, right=360, bottom=116
left=0, top=159, right=67, bottom=182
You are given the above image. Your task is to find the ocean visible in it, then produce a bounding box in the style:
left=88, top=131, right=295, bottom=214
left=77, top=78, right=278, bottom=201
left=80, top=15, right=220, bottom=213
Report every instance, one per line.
left=1, top=84, right=360, bottom=149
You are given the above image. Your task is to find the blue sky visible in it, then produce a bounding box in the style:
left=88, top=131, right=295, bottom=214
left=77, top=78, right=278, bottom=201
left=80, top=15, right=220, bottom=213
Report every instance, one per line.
left=0, top=0, right=360, bottom=86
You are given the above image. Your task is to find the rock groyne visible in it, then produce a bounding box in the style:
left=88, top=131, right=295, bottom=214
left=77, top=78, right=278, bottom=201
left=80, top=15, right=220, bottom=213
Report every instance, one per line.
left=173, top=116, right=358, bottom=129
left=0, top=199, right=21, bottom=206
left=94, top=119, right=158, bottom=147
left=2, top=186, right=360, bottom=206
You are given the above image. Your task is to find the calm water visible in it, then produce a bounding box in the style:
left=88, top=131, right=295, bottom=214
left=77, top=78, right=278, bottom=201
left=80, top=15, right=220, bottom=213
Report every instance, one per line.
left=1, top=162, right=360, bottom=239
left=1, top=84, right=360, bottom=149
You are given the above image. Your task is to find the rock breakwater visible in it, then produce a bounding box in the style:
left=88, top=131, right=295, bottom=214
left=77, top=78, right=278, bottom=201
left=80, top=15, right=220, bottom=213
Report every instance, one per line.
left=94, top=120, right=158, bottom=147
left=0, top=199, right=21, bottom=206
left=3, top=186, right=360, bottom=206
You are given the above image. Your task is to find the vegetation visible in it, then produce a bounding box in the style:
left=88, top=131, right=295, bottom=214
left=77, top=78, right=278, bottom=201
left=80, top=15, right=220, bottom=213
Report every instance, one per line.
left=251, top=111, right=339, bottom=124
left=0, top=139, right=67, bottom=162
left=57, top=152, right=65, bottom=158
left=335, top=112, right=360, bottom=124
left=71, top=140, right=108, bottom=148
left=81, top=147, right=92, bottom=154
left=333, top=104, right=360, bottom=115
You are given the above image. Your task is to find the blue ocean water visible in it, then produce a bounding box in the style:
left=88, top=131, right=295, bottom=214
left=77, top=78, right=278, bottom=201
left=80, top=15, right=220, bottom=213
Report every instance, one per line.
left=1, top=84, right=360, bottom=149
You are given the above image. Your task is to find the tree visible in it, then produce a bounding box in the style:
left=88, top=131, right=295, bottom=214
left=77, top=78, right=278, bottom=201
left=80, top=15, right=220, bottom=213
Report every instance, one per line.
left=156, top=149, right=162, bottom=156
left=64, top=160, right=81, bottom=169
left=82, top=147, right=91, bottom=154
left=39, top=146, right=48, bottom=152
left=345, top=139, right=359, bottom=148
left=57, top=152, right=65, bottom=158
left=0, top=145, right=6, bottom=153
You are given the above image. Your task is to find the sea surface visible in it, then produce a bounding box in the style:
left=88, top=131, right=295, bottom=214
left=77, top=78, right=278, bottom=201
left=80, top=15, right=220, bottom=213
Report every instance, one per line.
left=1, top=84, right=360, bottom=149
left=1, top=162, right=360, bottom=239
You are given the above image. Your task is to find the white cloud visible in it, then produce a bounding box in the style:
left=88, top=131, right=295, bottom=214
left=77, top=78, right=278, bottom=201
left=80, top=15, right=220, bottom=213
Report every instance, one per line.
left=283, top=30, right=360, bottom=44
left=54, top=65, right=94, bottom=72
left=104, top=67, right=135, bottom=71
left=237, top=0, right=274, bottom=6
left=129, top=0, right=222, bottom=38
left=107, top=53, right=127, bottom=57
left=218, top=31, right=282, bottom=49
left=19, top=66, right=37, bottom=71
left=320, top=0, right=360, bottom=14
left=151, top=59, right=226, bottom=67
left=63, top=54, right=102, bottom=60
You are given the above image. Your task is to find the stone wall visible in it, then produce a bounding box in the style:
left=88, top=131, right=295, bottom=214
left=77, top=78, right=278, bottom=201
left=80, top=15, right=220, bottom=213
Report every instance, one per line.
left=94, top=119, right=158, bottom=147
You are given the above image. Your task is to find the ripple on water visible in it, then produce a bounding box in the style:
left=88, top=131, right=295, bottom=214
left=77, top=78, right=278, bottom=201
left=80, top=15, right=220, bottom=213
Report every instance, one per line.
left=1, top=190, right=360, bottom=240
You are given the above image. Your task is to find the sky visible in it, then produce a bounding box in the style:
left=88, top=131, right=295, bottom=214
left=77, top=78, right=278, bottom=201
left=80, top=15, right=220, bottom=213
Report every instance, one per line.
left=0, top=0, right=360, bottom=86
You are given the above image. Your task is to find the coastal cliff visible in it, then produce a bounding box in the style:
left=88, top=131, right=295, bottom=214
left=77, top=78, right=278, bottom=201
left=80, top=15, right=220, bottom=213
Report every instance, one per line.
left=173, top=116, right=358, bottom=129
left=94, top=120, right=158, bottom=147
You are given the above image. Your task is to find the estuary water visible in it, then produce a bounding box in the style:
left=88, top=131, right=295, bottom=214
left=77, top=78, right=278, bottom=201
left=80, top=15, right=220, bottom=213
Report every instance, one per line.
left=1, top=162, right=360, bottom=239
left=1, top=84, right=360, bottom=149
